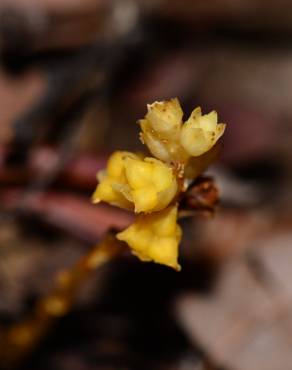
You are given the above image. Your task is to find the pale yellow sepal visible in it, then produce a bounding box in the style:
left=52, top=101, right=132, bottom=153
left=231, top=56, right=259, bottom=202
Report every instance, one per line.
left=117, top=205, right=181, bottom=270
left=184, top=143, right=221, bottom=180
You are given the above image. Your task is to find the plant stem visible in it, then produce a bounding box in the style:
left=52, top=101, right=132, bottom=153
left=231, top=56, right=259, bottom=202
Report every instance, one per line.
left=0, top=231, right=123, bottom=369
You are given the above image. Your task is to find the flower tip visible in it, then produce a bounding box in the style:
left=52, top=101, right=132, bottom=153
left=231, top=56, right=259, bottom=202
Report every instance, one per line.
left=92, top=198, right=100, bottom=204
left=191, top=106, right=202, bottom=119
left=91, top=191, right=101, bottom=204
left=164, top=258, right=181, bottom=271
left=207, top=110, right=218, bottom=122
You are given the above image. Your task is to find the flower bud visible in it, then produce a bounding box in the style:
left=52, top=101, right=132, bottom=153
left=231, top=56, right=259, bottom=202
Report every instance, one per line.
left=180, top=108, right=226, bottom=157
left=92, top=152, right=178, bottom=213
left=146, top=98, right=183, bottom=137
left=117, top=205, right=181, bottom=270
left=123, top=157, right=178, bottom=213
left=92, top=151, right=138, bottom=210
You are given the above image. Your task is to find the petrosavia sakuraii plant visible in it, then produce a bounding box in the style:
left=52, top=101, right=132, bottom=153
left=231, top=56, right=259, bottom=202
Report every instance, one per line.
left=0, top=99, right=225, bottom=366
left=92, top=98, right=226, bottom=271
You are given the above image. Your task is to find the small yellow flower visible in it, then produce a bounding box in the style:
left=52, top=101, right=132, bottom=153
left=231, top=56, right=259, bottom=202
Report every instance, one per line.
left=92, top=152, right=178, bottom=213
left=123, top=156, right=178, bottom=213
left=145, top=98, right=183, bottom=138
left=92, top=151, right=138, bottom=210
left=180, top=107, right=226, bottom=157
left=139, top=98, right=189, bottom=163
left=117, top=205, right=182, bottom=270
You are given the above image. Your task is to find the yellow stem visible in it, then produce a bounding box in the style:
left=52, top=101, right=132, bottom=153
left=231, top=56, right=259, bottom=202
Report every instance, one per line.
left=0, top=232, right=123, bottom=368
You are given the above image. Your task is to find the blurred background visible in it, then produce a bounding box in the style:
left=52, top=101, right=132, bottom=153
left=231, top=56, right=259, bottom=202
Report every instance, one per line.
left=0, top=0, right=292, bottom=369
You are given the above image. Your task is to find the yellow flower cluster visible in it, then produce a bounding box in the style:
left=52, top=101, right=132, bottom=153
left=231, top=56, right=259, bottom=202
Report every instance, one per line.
left=92, top=152, right=178, bottom=213
left=140, top=98, right=225, bottom=164
left=93, top=98, right=226, bottom=270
